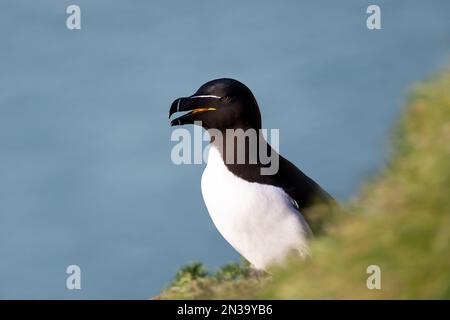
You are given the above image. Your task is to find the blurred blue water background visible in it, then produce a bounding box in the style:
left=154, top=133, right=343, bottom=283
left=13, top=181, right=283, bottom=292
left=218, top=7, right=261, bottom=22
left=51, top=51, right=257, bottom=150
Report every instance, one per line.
left=1, top=0, right=449, bottom=299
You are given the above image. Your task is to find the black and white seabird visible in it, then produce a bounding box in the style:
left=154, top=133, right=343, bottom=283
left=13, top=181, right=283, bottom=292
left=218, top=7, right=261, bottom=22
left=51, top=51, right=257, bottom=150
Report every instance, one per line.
left=169, top=78, right=334, bottom=270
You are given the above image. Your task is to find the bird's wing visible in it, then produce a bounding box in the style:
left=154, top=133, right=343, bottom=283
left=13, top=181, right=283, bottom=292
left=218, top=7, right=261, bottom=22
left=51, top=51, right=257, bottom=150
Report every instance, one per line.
left=273, top=154, right=334, bottom=212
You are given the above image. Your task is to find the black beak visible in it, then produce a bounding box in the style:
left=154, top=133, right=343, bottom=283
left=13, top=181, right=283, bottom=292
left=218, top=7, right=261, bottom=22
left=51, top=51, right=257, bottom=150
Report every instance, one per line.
left=169, top=95, right=220, bottom=126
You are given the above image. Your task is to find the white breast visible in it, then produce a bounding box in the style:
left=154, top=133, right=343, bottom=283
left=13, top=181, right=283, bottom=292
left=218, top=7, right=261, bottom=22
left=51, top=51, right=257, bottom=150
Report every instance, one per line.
left=201, top=146, right=312, bottom=270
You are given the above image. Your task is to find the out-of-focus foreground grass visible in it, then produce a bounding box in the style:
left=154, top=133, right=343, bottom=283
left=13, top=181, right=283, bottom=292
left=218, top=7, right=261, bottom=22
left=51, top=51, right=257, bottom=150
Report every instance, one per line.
left=160, top=69, right=450, bottom=299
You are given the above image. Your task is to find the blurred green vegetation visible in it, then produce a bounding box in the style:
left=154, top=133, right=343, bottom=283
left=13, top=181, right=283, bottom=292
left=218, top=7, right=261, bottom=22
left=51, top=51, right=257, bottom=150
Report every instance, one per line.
left=160, top=69, right=450, bottom=299
left=159, top=260, right=265, bottom=299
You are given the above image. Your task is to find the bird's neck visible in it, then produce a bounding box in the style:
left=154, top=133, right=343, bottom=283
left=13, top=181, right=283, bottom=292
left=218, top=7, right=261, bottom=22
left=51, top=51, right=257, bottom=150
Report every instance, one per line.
left=208, top=128, right=271, bottom=168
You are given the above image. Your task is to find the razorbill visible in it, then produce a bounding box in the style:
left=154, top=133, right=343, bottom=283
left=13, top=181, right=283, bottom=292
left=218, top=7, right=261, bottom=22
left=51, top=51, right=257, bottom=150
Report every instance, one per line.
left=169, top=78, right=334, bottom=270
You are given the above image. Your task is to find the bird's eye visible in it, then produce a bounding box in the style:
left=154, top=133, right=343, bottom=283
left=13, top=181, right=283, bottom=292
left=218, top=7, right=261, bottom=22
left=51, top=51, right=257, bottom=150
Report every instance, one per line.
left=220, top=96, right=233, bottom=103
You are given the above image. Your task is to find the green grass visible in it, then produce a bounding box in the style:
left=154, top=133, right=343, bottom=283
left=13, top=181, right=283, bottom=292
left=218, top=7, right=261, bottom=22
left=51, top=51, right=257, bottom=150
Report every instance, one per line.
left=158, top=260, right=265, bottom=299
left=160, top=69, right=450, bottom=299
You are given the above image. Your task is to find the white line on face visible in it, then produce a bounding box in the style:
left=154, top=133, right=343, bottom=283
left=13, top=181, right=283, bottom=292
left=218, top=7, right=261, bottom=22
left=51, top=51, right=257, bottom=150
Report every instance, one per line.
left=190, top=95, right=222, bottom=99
left=176, top=98, right=181, bottom=112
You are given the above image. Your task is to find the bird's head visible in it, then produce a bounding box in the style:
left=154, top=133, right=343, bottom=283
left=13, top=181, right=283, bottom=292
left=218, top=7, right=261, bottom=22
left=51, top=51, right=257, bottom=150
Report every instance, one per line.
left=169, top=78, right=262, bottom=131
